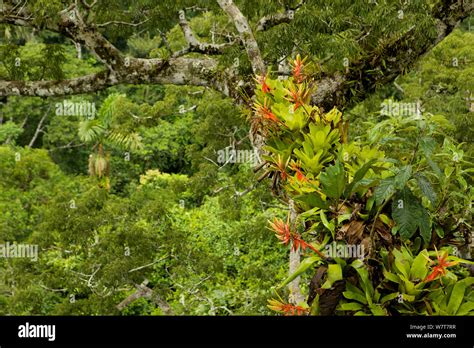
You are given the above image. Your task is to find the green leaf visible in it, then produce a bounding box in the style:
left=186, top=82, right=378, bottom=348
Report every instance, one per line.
left=343, top=284, right=367, bottom=304
left=380, top=292, right=399, bottom=304
left=369, top=304, right=386, bottom=316
left=420, top=137, right=436, bottom=156
left=279, top=256, right=321, bottom=288
left=322, top=264, right=343, bottom=289
left=394, top=165, right=412, bottom=189
left=456, top=302, right=474, bottom=315
left=383, top=270, right=401, bottom=284
left=310, top=294, right=320, bottom=315
left=354, top=266, right=374, bottom=304
left=294, top=193, right=329, bottom=210
left=339, top=302, right=364, bottom=311
left=410, top=250, right=429, bottom=281
left=374, top=178, right=395, bottom=206
left=319, top=210, right=335, bottom=237
left=392, top=187, right=432, bottom=242
left=447, top=281, right=467, bottom=315
left=320, top=160, right=345, bottom=200
left=344, top=159, right=377, bottom=197
left=415, top=174, right=437, bottom=206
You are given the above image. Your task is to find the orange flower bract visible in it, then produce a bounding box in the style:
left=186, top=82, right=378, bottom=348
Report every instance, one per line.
left=424, top=248, right=459, bottom=282
left=255, top=74, right=271, bottom=94
left=291, top=54, right=307, bottom=83
left=268, top=299, right=309, bottom=316
left=254, top=98, right=278, bottom=122
left=268, top=218, right=325, bottom=258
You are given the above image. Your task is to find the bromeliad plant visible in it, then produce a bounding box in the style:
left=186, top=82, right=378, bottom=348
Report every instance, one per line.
left=253, top=55, right=473, bottom=316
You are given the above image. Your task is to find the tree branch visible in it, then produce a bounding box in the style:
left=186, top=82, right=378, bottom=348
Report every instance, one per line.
left=256, top=0, right=305, bottom=32
left=0, top=57, right=221, bottom=97
left=217, top=0, right=266, bottom=75
left=177, top=10, right=235, bottom=55
left=28, top=105, right=50, bottom=148
left=116, top=279, right=174, bottom=315
left=312, top=0, right=474, bottom=111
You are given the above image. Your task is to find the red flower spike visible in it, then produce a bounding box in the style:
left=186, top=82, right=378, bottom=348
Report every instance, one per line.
left=424, top=247, right=459, bottom=282
left=291, top=162, right=308, bottom=182
left=291, top=54, right=307, bottom=83
left=254, top=98, right=278, bottom=122
left=268, top=218, right=326, bottom=258
left=268, top=299, right=309, bottom=316
left=256, top=74, right=272, bottom=94
left=284, top=84, right=310, bottom=111
left=269, top=218, right=292, bottom=246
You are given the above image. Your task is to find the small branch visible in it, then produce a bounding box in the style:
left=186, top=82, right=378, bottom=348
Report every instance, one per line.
left=128, top=255, right=168, bottom=273
left=96, top=18, right=149, bottom=28
left=256, top=1, right=306, bottom=32
left=177, top=10, right=235, bottom=55
left=39, top=284, right=68, bottom=293
left=116, top=279, right=174, bottom=315
left=28, top=105, right=50, bottom=148
left=234, top=183, right=258, bottom=198
left=48, top=142, right=86, bottom=151
left=80, top=0, right=97, bottom=10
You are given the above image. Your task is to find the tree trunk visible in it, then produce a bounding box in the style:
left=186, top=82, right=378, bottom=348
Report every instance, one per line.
left=288, top=199, right=304, bottom=305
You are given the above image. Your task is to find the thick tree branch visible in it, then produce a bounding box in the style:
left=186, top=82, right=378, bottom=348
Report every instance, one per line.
left=217, top=0, right=266, bottom=75
left=1, top=0, right=471, bottom=114
left=312, top=0, right=474, bottom=111
left=0, top=57, right=220, bottom=97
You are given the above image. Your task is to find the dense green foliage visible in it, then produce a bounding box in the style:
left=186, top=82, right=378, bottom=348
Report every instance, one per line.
left=0, top=0, right=472, bottom=316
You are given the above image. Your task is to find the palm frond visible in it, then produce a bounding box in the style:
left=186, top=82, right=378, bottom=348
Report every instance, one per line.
left=106, top=130, right=143, bottom=151
left=78, top=119, right=105, bottom=143
left=98, top=93, right=126, bottom=128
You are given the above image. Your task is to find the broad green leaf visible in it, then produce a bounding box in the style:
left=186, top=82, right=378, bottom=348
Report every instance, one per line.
left=447, top=281, right=467, bottom=315
left=320, top=160, right=345, bottom=200
left=410, top=250, right=429, bottom=281
left=392, top=187, right=432, bottom=242
left=339, top=302, right=364, bottom=311
left=415, top=174, right=437, bottom=206
left=456, top=302, right=474, bottom=315
left=374, top=178, right=395, bottom=206
left=354, top=266, right=374, bottom=304
left=380, top=292, right=399, bottom=304
left=310, top=294, right=320, bottom=315
left=295, top=193, right=329, bottom=210
left=343, top=290, right=367, bottom=305
left=319, top=210, right=335, bottom=237
left=383, top=270, right=401, bottom=284
left=322, top=264, right=343, bottom=289
left=394, top=165, right=412, bottom=189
